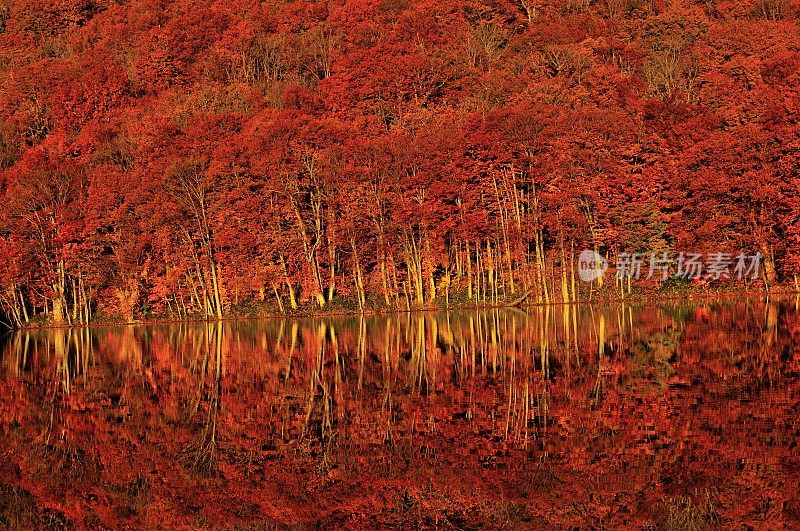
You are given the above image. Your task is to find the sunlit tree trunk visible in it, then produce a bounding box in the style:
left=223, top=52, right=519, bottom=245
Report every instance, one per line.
left=379, top=251, right=391, bottom=306
left=492, top=174, right=515, bottom=295
left=576, top=197, right=603, bottom=293
left=403, top=230, right=425, bottom=305
left=278, top=254, right=298, bottom=310
left=272, top=283, right=285, bottom=313
left=209, top=262, right=223, bottom=320
left=288, top=192, right=326, bottom=307
left=389, top=253, right=401, bottom=307
left=529, top=183, right=550, bottom=305
left=351, top=235, right=366, bottom=312
left=51, top=260, right=70, bottom=326
left=465, top=241, right=474, bottom=300
left=370, top=181, right=391, bottom=306
left=186, top=272, right=202, bottom=313
left=19, top=286, right=30, bottom=324
left=424, top=237, right=436, bottom=303
left=280, top=253, right=297, bottom=310
left=760, top=243, right=777, bottom=289
left=168, top=161, right=224, bottom=319
left=560, top=238, right=570, bottom=305
left=327, top=210, right=337, bottom=302
left=79, top=272, right=89, bottom=324
left=488, top=243, right=494, bottom=304
left=443, top=268, right=452, bottom=307
left=0, top=285, right=24, bottom=328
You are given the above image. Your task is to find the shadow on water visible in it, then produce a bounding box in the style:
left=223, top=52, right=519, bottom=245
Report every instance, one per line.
left=1, top=298, right=799, bottom=528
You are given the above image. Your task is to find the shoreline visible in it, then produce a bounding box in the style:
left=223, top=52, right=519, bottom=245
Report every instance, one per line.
left=5, top=284, right=799, bottom=332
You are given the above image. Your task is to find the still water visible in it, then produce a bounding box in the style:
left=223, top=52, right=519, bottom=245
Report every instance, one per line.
left=1, top=300, right=799, bottom=528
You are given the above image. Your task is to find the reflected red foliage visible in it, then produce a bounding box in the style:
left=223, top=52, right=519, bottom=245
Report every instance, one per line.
left=0, top=301, right=798, bottom=527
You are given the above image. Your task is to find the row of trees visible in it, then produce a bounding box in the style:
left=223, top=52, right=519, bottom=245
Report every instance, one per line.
left=0, top=0, right=799, bottom=324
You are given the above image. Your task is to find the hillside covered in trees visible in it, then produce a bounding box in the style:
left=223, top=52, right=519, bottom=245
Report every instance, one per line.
left=0, top=0, right=799, bottom=325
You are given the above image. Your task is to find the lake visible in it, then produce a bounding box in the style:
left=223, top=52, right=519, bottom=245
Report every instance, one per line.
left=1, top=299, right=799, bottom=528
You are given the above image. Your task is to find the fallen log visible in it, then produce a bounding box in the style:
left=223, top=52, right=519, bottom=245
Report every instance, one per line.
left=507, top=289, right=532, bottom=307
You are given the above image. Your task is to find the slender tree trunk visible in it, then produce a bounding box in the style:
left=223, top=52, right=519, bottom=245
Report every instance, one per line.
left=272, top=284, right=285, bottom=313
left=210, top=261, right=223, bottom=320
left=80, top=273, right=89, bottom=324
left=466, top=241, right=473, bottom=300
left=380, top=253, right=391, bottom=306
left=52, top=297, right=65, bottom=325
left=389, top=253, right=400, bottom=307
left=760, top=243, right=777, bottom=289
left=51, top=261, right=69, bottom=325
left=351, top=236, right=366, bottom=312
left=404, top=231, right=424, bottom=305
left=327, top=213, right=337, bottom=302
left=279, top=254, right=299, bottom=310
left=560, top=239, right=570, bottom=305
left=20, top=287, right=29, bottom=324
left=71, top=277, right=79, bottom=322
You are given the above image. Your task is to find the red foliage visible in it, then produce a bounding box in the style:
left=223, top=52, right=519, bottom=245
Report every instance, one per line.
left=0, top=0, right=799, bottom=320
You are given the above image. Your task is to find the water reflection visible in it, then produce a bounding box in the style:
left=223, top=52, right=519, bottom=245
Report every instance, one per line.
left=1, top=300, right=799, bottom=527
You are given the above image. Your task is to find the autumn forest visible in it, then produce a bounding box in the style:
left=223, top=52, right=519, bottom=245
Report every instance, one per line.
left=2, top=1, right=800, bottom=527
left=1, top=0, right=799, bottom=326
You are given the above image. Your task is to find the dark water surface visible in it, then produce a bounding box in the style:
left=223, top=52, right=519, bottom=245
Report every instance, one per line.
left=1, top=299, right=799, bottom=528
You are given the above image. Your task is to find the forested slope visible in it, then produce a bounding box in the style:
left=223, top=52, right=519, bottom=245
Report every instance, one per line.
left=0, top=0, right=798, bottom=323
